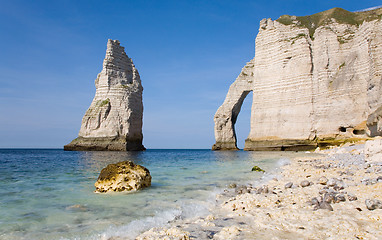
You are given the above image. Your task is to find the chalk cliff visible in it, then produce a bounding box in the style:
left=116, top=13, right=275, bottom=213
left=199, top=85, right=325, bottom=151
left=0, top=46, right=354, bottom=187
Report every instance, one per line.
left=213, top=7, right=382, bottom=150
left=65, top=39, right=145, bottom=151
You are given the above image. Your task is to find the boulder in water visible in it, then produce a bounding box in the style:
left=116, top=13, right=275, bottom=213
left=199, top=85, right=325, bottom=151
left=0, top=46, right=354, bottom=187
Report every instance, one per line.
left=95, top=161, right=151, bottom=193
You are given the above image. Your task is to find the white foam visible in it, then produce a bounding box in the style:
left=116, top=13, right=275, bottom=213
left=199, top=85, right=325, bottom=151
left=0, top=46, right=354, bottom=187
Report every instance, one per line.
left=179, top=201, right=210, bottom=219
left=95, top=208, right=182, bottom=240
left=93, top=199, right=213, bottom=240
left=276, top=157, right=291, bottom=167
left=253, top=157, right=291, bottom=185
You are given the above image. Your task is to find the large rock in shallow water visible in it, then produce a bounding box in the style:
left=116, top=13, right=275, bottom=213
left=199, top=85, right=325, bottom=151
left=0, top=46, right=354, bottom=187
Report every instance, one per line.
left=95, top=161, right=151, bottom=193
left=65, top=39, right=145, bottom=151
left=213, top=7, right=382, bottom=151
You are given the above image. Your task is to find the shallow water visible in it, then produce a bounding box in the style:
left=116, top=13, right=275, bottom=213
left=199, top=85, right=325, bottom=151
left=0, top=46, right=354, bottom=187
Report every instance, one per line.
left=0, top=149, right=300, bottom=239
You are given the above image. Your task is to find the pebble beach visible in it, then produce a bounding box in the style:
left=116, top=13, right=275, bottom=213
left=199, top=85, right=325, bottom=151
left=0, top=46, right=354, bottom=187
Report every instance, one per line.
left=136, top=140, right=382, bottom=240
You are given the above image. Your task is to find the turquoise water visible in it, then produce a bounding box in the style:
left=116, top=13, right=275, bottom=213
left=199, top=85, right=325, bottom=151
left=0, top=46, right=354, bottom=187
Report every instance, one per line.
left=0, top=149, right=293, bottom=239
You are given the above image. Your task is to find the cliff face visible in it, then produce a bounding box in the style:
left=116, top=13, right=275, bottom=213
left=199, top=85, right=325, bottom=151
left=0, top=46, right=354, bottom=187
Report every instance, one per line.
left=213, top=8, right=382, bottom=151
left=65, top=39, right=145, bottom=151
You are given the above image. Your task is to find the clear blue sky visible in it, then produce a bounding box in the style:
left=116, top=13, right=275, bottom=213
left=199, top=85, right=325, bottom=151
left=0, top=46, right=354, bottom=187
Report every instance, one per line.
left=0, top=0, right=380, bottom=149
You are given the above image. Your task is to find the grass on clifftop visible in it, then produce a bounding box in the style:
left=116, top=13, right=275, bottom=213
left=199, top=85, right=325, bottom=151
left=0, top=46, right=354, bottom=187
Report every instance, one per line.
left=277, top=7, right=382, bottom=38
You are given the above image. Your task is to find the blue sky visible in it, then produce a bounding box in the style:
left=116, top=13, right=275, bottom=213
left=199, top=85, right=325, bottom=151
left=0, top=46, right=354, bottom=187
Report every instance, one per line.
left=0, top=0, right=380, bottom=149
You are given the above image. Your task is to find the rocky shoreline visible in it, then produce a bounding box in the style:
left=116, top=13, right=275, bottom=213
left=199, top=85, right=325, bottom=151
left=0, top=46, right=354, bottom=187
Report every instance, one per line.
left=135, top=139, right=382, bottom=239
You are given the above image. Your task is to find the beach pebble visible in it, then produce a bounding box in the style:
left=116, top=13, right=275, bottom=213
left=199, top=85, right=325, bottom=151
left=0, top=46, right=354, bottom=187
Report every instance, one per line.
left=214, top=226, right=241, bottom=240
left=327, top=178, right=338, bottom=187
left=251, top=165, right=265, bottom=172
left=365, top=199, right=382, bottom=210
left=335, top=194, right=346, bottom=203
left=314, top=201, right=333, bottom=211
left=347, top=193, right=358, bottom=201
left=310, top=197, right=320, bottom=206
left=136, top=227, right=190, bottom=240
left=361, top=178, right=376, bottom=185
left=256, top=185, right=269, bottom=194
left=319, top=189, right=328, bottom=195
left=236, top=186, right=250, bottom=194
left=284, top=182, right=293, bottom=189
left=318, top=176, right=328, bottom=185
left=377, top=176, right=382, bottom=182
left=300, top=180, right=311, bottom=187
left=327, top=188, right=336, bottom=194
left=228, top=183, right=237, bottom=188
left=324, top=193, right=335, bottom=203
left=333, top=181, right=347, bottom=190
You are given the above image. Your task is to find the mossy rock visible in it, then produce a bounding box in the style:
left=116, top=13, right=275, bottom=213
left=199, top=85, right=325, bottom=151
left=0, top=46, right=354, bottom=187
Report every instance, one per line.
left=251, top=166, right=265, bottom=172
left=95, top=161, right=151, bottom=193
left=317, top=137, right=369, bottom=149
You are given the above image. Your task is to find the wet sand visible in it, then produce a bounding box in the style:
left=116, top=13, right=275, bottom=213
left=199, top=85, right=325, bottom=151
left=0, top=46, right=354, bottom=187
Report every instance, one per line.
left=136, top=142, right=382, bottom=240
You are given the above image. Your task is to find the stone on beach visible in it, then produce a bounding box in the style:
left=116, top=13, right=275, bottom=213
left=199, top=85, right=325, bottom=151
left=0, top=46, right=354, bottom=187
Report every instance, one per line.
left=315, top=201, right=334, bottom=211
left=214, top=226, right=241, bottom=240
left=365, top=138, right=382, bottom=163
left=347, top=193, right=358, bottom=201
left=335, top=194, right=346, bottom=203
left=94, top=161, right=151, bottom=193
left=136, top=227, right=190, bottom=240
left=327, top=178, right=338, bottom=187
left=318, top=176, right=328, bottom=185
left=365, top=199, right=382, bottom=210
left=300, top=180, right=311, bottom=187
left=251, top=165, right=265, bottom=172
left=284, top=182, right=293, bottom=189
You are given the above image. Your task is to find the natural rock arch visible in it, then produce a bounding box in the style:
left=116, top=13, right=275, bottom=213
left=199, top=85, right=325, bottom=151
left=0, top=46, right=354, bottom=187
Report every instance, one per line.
left=213, top=8, right=382, bottom=151
left=212, top=61, right=254, bottom=150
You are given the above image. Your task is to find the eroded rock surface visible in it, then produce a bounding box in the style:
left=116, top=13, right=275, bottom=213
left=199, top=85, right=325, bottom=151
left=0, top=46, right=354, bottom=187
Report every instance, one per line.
left=214, top=7, right=382, bottom=151
left=136, top=227, right=190, bottom=240
left=95, top=161, right=151, bottom=193
left=65, top=39, right=145, bottom=151
left=365, top=137, right=382, bottom=163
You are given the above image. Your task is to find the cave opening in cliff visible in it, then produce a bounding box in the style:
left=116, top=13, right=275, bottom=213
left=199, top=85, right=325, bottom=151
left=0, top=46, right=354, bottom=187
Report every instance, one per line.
left=234, top=91, right=253, bottom=149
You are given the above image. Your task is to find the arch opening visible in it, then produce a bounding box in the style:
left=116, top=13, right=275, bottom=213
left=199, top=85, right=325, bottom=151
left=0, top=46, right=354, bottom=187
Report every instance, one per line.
left=232, top=91, right=252, bottom=149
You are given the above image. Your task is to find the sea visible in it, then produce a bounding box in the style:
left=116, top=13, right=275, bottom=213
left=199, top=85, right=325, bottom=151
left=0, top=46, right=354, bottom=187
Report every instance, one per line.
left=0, top=149, right=300, bottom=240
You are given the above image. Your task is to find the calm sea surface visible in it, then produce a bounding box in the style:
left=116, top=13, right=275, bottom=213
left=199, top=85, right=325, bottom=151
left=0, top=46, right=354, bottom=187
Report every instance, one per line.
left=0, top=149, right=299, bottom=239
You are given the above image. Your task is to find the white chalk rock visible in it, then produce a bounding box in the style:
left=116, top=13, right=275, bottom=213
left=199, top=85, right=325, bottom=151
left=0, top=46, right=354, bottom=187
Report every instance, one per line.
left=213, top=7, right=382, bottom=151
left=365, top=137, right=382, bottom=163
left=65, top=39, right=145, bottom=151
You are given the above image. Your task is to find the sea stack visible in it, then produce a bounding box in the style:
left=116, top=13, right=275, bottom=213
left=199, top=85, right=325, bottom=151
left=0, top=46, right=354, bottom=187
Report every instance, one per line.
left=65, top=39, right=145, bottom=151
left=213, top=7, right=382, bottom=151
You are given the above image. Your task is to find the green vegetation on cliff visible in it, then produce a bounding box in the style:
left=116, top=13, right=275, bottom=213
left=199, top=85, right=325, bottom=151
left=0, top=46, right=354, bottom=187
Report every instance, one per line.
left=277, top=7, right=382, bottom=38
left=99, top=98, right=110, bottom=107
